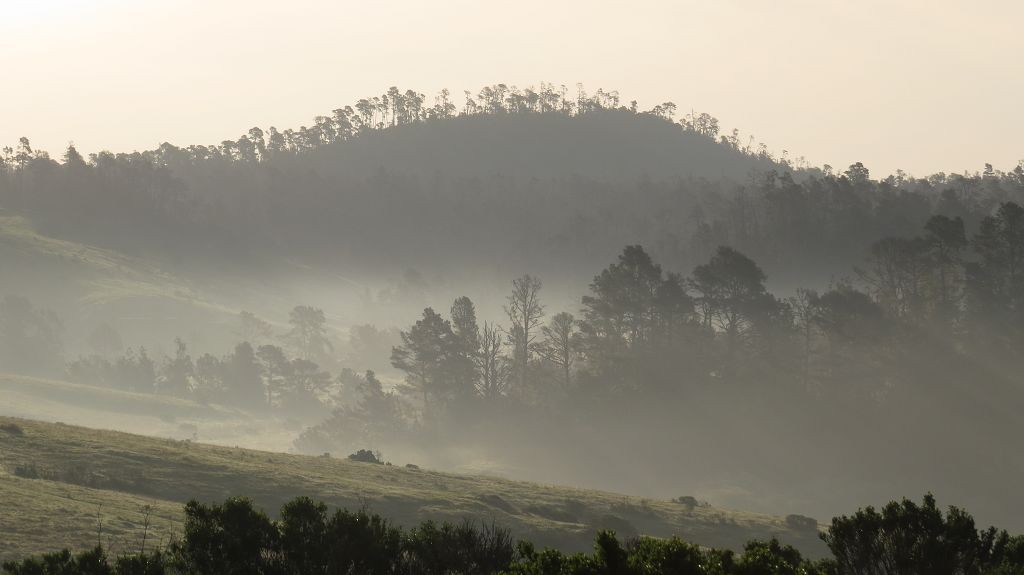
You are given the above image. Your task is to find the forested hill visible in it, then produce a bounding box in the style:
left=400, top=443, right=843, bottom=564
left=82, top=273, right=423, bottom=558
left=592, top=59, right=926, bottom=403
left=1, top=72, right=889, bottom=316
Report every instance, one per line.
left=0, top=85, right=775, bottom=279
left=2, top=84, right=1022, bottom=288
left=295, top=109, right=772, bottom=182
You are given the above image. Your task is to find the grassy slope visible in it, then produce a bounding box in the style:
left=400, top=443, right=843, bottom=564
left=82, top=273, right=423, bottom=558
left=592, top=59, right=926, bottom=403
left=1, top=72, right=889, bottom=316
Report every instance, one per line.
left=0, top=415, right=828, bottom=562
left=0, top=212, right=214, bottom=310
left=0, top=473, right=183, bottom=562
left=0, top=374, right=300, bottom=453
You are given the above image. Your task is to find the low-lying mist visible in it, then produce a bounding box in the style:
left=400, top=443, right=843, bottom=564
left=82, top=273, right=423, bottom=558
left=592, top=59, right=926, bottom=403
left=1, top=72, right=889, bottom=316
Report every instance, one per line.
left=2, top=84, right=1023, bottom=538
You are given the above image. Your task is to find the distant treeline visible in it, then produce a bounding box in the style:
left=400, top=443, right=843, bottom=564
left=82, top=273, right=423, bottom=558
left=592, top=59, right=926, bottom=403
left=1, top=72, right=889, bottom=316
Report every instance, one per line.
left=5, top=493, right=1024, bottom=574
left=64, top=307, right=344, bottom=414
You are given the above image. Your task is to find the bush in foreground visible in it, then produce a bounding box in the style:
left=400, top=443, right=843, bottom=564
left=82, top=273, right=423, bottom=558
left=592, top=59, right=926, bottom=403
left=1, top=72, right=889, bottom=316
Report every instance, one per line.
left=5, top=494, right=1024, bottom=575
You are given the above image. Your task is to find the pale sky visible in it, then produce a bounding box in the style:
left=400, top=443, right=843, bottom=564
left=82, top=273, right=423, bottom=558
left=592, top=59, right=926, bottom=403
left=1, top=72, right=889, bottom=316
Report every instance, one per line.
left=2, top=0, right=1021, bottom=177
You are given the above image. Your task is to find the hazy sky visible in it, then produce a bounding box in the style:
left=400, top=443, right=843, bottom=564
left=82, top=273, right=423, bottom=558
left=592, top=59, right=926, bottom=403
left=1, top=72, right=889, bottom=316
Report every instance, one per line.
left=2, top=0, right=1021, bottom=176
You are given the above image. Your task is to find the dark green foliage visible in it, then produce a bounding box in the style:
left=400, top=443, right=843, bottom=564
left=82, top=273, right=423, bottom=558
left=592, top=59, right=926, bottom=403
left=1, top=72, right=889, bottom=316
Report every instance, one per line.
left=319, top=507, right=404, bottom=574
left=173, top=497, right=280, bottom=575
left=347, top=449, right=382, bottom=464
left=6, top=494, right=1024, bottom=575
left=821, top=494, right=1023, bottom=575
left=156, top=496, right=514, bottom=575
left=391, top=307, right=463, bottom=410
left=673, top=497, right=699, bottom=509
left=576, top=245, right=702, bottom=394
left=582, top=245, right=694, bottom=348
left=2, top=547, right=111, bottom=575
left=626, top=536, right=705, bottom=575
left=0, top=536, right=154, bottom=574
left=111, top=554, right=165, bottom=575
left=966, top=202, right=1024, bottom=355
left=404, top=519, right=515, bottom=574
left=277, top=497, right=406, bottom=574
left=277, top=497, right=329, bottom=573
left=736, top=539, right=811, bottom=575
left=510, top=532, right=828, bottom=575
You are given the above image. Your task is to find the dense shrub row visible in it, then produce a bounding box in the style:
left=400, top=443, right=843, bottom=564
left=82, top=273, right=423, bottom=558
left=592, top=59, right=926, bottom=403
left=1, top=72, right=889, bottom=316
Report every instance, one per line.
left=5, top=494, right=1024, bottom=575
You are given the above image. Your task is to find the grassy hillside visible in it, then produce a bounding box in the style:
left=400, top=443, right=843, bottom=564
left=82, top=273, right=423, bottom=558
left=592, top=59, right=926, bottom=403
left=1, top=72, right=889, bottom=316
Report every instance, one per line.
left=0, top=374, right=300, bottom=453
left=0, top=471, right=183, bottom=563
left=0, top=211, right=210, bottom=309
left=0, top=209, right=307, bottom=360
left=0, top=416, right=828, bottom=562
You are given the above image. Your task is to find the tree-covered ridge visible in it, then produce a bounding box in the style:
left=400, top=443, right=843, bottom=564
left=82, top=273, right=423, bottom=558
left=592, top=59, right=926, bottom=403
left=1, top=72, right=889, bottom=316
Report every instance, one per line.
left=5, top=493, right=1024, bottom=574
left=0, top=83, right=764, bottom=268
left=1, top=83, right=1022, bottom=281
left=0, top=83, right=731, bottom=166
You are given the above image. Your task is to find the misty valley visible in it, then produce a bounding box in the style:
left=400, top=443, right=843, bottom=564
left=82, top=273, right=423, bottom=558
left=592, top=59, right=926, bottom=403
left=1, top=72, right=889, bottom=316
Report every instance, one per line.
left=2, top=82, right=1024, bottom=575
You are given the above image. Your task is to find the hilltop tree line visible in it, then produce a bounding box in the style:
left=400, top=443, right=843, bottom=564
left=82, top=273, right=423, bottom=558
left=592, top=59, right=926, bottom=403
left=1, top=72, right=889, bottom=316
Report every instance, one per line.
left=5, top=493, right=1024, bottom=575
left=0, top=83, right=729, bottom=265
left=0, top=83, right=704, bottom=169
left=4, top=83, right=1019, bottom=283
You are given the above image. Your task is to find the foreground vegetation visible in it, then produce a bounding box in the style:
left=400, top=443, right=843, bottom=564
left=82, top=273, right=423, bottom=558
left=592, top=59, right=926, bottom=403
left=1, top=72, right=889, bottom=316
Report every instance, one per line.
left=5, top=493, right=1023, bottom=575
left=0, top=417, right=823, bottom=562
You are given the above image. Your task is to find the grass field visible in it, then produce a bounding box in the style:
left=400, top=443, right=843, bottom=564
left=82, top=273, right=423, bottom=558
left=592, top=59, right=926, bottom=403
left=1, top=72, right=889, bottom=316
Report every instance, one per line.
left=0, top=415, right=828, bottom=562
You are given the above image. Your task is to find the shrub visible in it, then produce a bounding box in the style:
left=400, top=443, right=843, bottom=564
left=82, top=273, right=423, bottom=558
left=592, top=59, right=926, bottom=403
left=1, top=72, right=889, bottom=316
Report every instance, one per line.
left=823, top=493, right=1016, bottom=575
left=674, top=495, right=699, bottom=509
left=405, top=519, right=514, bottom=574
left=174, top=497, right=279, bottom=574
left=0, top=422, right=24, bottom=436
left=6, top=493, right=1024, bottom=575
left=347, top=449, right=382, bottom=464
left=2, top=547, right=112, bottom=575
left=738, top=538, right=813, bottom=575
